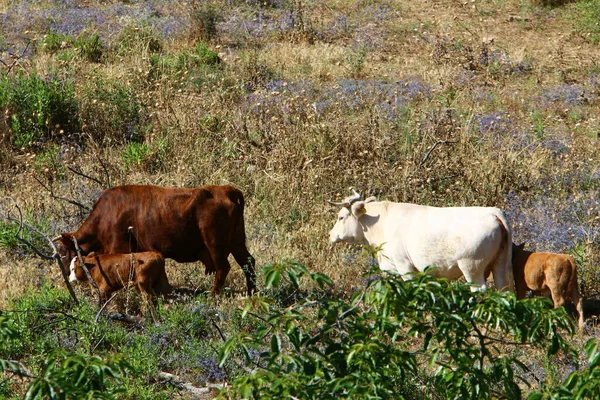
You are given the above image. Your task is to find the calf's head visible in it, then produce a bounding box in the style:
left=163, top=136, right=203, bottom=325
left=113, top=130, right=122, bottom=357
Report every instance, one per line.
left=68, top=253, right=96, bottom=283
left=327, top=190, right=376, bottom=244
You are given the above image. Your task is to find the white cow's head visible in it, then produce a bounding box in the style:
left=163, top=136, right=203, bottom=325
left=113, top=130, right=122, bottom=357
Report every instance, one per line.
left=327, top=190, right=376, bottom=244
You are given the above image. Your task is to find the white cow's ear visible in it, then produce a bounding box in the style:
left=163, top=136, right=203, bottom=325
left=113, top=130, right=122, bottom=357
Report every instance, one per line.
left=351, top=201, right=367, bottom=217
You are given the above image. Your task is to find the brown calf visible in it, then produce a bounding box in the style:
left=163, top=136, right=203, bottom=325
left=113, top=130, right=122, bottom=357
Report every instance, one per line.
left=69, top=251, right=172, bottom=304
left=512, top=243, right=584, bottom=329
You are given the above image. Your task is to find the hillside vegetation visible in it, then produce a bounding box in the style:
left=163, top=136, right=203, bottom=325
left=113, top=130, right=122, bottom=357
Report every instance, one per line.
left=1, top=0, right=600, bottom=398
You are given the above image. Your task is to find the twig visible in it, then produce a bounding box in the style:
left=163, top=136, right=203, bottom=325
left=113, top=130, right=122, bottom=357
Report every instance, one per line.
left=95, top=292, right=119, bottom=323
left=67, top=165, right=103, bottom=185
left=210, top=317, right=227, bottom=342
left=419, top=140, right=457, bottom=168
left=34, top=175, right=92, bottom=212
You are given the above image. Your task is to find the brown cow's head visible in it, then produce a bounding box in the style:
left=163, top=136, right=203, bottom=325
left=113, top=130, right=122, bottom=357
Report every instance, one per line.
left=57, top=233, right=77, bottom=266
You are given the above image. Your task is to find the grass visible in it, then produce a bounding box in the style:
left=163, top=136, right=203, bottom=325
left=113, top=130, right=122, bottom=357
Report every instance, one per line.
left=1, top=0, right=600, bottom=397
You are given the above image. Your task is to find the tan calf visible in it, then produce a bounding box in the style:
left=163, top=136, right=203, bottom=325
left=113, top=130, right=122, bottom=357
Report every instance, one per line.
left=69, top=251, right=172, bottom=304
left=512, top=243, right=584, bottom=329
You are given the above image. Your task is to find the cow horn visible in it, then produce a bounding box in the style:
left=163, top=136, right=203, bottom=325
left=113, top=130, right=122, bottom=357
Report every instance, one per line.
left=326, top=188, right=363, bottom=207
left=346, top=188, right=362, bottom=205
left=51, top=235, right=62, bottom=242
left=326, top=199, right=351, bottom=207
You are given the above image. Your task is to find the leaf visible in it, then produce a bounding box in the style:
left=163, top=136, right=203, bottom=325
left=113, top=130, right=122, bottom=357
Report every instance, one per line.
left=270, top=334, right=281, bottom=354
left=264, top=267, right=281, bottom=288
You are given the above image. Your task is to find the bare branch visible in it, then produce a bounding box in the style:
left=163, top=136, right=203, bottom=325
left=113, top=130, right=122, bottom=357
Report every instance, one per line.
left=34, top=175, right=91, bottom=212
left=67, top=165, right=103, bottom=186
left=72, top=236, right=102, bottom=307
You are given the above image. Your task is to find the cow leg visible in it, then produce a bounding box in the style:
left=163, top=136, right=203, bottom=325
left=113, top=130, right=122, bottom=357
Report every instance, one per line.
left=573, top=289, right=585, bottom=330
left=232, top=245, right=256, bottom=296
left=207, top=247, right=231, bottom=296
left=137, top=282, right=159, bottom=321
left=457, top=260, right=487, bottom=292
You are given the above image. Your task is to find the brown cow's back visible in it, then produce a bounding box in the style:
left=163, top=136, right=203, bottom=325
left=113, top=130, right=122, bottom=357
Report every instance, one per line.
left=512, top=244, right=584, bottom=329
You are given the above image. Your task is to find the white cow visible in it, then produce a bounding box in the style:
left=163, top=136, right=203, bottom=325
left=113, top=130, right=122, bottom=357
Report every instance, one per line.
left=328, top=190, right=514, bottom=292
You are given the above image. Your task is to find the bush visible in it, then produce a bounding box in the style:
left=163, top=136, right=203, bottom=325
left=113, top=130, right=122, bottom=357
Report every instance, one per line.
left=79, top=76, right=146, bottom=144
left=0, top=72, right=80, bottom=149
left=191, top=5, right=221, bottom=41
left=74, top=31, right=103, bottom=62
left=116, top=24, right=162, bottom=56
left=219, top=264, right=580, bottom=399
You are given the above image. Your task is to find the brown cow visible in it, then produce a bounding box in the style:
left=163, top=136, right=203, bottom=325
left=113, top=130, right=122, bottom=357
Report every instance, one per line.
left=69, top=251, right=172, bottom=304
left=58, top=185, right=256, bottom=296
left=512, top=243, right=584, bottom=329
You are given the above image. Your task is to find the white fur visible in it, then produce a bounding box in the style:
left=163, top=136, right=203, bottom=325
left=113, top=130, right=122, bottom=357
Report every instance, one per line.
left=329, top=201, right=514, bottom=292
left=68, top=257, right=78, bottom=282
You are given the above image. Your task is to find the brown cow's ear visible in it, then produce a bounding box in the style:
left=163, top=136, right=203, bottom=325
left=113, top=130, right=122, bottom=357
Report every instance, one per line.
left=60, top=232, right=74, bottom=246
left=351, top=201, right=367, bottom=217
left=517, top=242, right=525, bottom=249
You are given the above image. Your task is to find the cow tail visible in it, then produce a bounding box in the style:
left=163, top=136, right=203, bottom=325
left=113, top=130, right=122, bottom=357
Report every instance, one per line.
left=495, top=211, right=515, bottom=293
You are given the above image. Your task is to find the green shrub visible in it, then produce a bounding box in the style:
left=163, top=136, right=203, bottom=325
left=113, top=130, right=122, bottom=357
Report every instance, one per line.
left=25, top=351, right=130, bottom=400
left=0, top=214, right=51, bottom=256
left=220, top=264, right=578, bottom=399
left=528, top=339, right=600, bottom=399
left=121, top=142, right=152, bottom=168
left=148, top=42, right=221, bottom=85
left=0, top=72, right=80, bottom=149
left=41, top=31, right=74, bottom=54
left=74, top=31, right=103, bottom=62
left=190, top=41, right=221, bottom=66
left=79, top=76, right=146, bottom=144
left=573, top=1, right=600, bottom=45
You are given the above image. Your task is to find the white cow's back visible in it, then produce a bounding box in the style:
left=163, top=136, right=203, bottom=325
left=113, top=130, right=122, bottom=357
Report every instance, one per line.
left=357, top=202, right=512, bottom=289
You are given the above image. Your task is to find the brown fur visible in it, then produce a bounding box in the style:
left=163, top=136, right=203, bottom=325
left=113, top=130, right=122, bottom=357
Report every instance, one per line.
left=512, top=243, right=584, bottom=329
left=72, top=251, right=172, bottom=303
left=59, top=184, right=255, bottom=296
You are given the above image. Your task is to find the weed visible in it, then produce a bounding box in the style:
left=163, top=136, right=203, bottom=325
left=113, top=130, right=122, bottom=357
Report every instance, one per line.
left=79, top=76, right=145, bottom=144
left=116, top=24, right=162, bottom=56
left=0, top=72, right=80, bottom=150
left=572, top=1, right=600, bottom=44
left=74, top=31, right=103, bottom=63
left=191, top=4, right=221, bottom=42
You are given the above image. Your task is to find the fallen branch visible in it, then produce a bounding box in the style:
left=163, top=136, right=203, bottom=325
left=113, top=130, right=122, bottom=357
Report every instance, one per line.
left=95, top=292, right=119, bottom=323
left=157, top=371, right=225, bottom=397
left=106, top=312, right=144, bottom=325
